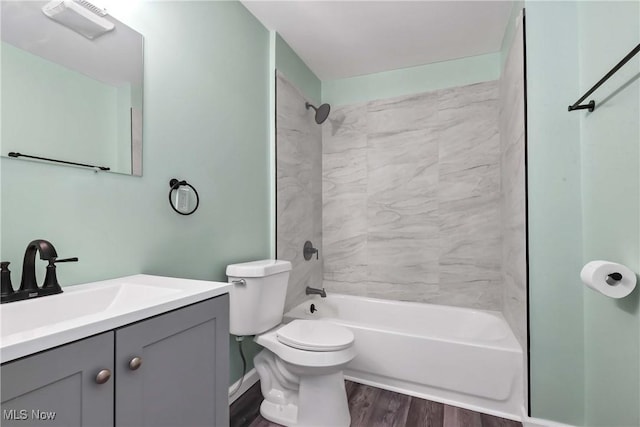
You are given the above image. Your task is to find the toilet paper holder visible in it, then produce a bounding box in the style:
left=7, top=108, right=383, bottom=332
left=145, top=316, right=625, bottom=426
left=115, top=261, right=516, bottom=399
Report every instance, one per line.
left=581, top=260, right=636, bottom=299
left=606, top=272, right=623, bottom=286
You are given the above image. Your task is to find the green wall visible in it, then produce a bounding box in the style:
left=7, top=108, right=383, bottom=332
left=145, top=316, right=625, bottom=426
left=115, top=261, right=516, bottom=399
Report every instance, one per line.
left=579, top=2, right=639, bottom=426
left=322, top=52, right=500, bottom=107
left=275, top=33, right=321, bottom=104
left=527, top=1, right=640, bottom=426
left=525, top=2, right=585, bottom=424
left=0, top=1, right=270, bottom=384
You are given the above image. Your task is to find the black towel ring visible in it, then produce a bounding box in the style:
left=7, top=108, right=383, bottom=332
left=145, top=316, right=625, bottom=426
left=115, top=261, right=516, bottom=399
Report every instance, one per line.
left=168, top=178, right=200, bottom=216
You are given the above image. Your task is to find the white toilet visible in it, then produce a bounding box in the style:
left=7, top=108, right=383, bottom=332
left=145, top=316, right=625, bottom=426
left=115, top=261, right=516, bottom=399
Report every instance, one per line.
left=227, top=259, right=356, bottom=427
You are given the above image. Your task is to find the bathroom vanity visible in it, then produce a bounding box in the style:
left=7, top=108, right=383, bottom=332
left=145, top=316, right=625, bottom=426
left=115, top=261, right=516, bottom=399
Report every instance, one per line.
left=0, top=275, right=230, bottom=427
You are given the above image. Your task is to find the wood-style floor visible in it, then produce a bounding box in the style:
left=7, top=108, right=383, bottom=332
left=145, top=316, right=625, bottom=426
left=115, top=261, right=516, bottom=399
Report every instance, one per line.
left=230, top=380, right=523, bottom=427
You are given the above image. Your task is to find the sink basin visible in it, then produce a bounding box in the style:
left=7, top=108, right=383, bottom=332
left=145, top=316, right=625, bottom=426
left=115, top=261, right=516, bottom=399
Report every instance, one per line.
left=1, top=282, right=180, bottom=337
left=0, top=274, right=231, bottom=363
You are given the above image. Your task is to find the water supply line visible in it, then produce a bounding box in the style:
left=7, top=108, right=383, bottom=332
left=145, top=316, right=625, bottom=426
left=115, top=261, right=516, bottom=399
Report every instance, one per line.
left=228, top=336, right=247, bottom=398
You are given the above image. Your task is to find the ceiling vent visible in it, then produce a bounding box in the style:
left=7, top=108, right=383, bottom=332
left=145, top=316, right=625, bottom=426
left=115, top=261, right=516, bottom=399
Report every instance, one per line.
left=42, top=0, right=114, bottom=40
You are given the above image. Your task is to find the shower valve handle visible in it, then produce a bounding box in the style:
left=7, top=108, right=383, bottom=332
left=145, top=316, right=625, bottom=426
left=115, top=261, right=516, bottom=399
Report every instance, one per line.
left=303, top=241, right=318, bottom=261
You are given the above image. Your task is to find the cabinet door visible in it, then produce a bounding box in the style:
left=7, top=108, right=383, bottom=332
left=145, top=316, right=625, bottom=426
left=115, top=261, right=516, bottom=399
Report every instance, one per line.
left=1, top=332, right=114, bottom=427
left=115, top=295, right=229, bottom=427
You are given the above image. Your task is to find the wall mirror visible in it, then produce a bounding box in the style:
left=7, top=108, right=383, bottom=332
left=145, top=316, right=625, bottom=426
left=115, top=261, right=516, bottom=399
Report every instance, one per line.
left=1, top=1, right=144, bottom=176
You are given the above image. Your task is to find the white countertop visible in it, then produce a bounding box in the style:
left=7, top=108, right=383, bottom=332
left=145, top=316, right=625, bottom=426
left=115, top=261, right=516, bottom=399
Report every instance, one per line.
left=0, top=274, right=231, bottom=363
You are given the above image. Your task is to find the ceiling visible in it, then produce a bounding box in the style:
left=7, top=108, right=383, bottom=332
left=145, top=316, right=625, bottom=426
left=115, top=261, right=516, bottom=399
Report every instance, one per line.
left=242, top=1, right=513, bottom=81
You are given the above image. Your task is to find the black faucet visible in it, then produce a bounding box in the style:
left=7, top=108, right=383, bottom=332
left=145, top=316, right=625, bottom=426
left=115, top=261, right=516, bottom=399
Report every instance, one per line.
left=1, top=262, right=14, bottom=298
left=1, top=239, right=77, bottom=303
left=20, top=239, right=59, bottom=293
left=306, top=286, right=327, bottom=298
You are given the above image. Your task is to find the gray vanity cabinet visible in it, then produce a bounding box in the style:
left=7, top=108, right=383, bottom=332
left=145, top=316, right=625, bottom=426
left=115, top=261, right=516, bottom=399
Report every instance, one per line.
left=1, top=295, right=229, bottom=427
left=1, top=332, right=115, bottom=427
left=115, top=296, right=229, bottom=427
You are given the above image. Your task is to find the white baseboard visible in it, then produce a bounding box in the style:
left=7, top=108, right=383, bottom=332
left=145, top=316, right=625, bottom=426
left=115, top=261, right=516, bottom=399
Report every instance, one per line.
left=521, top=407, right=575, bottom=427
left=228, top=368, right=259, bottom=405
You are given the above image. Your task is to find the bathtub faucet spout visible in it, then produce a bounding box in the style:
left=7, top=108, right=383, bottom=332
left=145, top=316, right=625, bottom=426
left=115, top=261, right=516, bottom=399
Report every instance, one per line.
left=306, top=286, right=326, bottom=298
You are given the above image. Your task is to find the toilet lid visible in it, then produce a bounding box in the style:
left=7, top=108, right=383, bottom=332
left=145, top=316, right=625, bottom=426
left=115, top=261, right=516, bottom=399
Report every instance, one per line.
left=277, top=320, right=354, bottom=352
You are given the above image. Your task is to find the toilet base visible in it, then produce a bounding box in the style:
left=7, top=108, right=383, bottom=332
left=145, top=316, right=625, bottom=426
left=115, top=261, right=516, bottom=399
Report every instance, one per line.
left=255, top=349, right=351, bottom=427
left=260, top=400, right=298, bottom=426
left=296, top=371, right=351, bottom=427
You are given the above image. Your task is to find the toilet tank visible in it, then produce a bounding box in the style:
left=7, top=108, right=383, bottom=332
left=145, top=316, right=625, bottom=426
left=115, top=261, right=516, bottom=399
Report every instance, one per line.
left=226, top=259, right=292, bottom=336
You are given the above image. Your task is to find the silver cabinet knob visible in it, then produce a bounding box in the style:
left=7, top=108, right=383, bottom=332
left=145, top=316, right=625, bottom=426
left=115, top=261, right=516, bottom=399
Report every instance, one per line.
left=129, top=356, right=142, bottom=371
left=95, top=369, right=111, bottom=384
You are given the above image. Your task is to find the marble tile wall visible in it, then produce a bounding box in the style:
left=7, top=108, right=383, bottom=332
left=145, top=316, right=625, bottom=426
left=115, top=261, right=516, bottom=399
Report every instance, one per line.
left=276, top=72, right=323, bottom=311
left=323, top=81, right=502, bottom=310
left=499, top=18, right=527, bottom=353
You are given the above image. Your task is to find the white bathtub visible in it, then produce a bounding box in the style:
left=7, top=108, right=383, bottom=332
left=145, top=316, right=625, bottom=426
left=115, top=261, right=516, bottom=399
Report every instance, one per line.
left=284, top=294, right=523, bottom=421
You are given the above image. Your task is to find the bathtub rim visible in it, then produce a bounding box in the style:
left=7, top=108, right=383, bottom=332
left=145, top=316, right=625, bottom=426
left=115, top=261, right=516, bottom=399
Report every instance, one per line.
left=285, top=292, right=523, bottom=352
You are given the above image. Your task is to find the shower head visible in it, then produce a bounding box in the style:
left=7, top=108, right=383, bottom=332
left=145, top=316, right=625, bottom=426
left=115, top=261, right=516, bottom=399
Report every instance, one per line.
left=305, top=102, right=331, bottom=124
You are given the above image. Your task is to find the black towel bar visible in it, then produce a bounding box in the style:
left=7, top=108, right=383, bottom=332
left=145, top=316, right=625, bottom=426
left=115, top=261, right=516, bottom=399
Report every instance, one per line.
left=568, top=43, right=640, bottom=112
left=8, top=152, right=110, bottom=171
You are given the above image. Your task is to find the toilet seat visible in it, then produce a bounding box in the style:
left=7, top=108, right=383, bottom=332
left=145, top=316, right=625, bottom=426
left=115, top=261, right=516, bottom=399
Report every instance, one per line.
left=255, top=324, right=356, bottom=370
left=277, top=320, right=354, bottom=351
